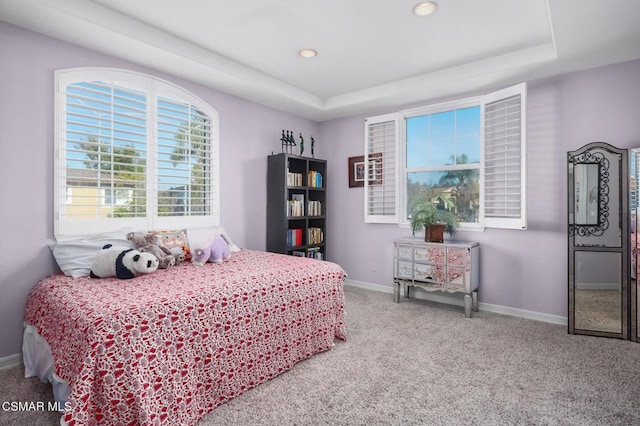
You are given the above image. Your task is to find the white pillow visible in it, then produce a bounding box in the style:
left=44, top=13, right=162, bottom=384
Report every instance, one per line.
left=49, top=229, right=135, bottom=278
left=186, top=226, right=240, bottom=253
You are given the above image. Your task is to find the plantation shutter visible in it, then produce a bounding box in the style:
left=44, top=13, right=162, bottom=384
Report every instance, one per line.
left=364, top=113, right=400, bottom=223
left=482, top=83, right=527, bottom=229
left=57, top=79, right=149, bottom=236
left=156, top=97, right=217, bottom=221
left=55, top=68, right=220, bottom=237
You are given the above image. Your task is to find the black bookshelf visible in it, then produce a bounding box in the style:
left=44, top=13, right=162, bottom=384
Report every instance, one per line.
left=267, top=153, right=327, bottom=260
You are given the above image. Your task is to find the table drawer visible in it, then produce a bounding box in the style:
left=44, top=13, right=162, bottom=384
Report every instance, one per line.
left=414, top=263, right=435, bottom=281
left=447, top=247, right=470, bottom=267
left=447, top=266, right=469, bottom=289
left=414, top=246, right=445, bottom=264
left=396, top=245, right=413, bottom=260
left=397, top=260, right=413, bottom=278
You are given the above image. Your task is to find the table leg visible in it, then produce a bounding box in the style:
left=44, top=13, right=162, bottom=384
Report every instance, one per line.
left=394, top=281, right=400, bottom=303
left=472, top=290, right=478, bottom=312
left=464, top=294, right=472, bottom=318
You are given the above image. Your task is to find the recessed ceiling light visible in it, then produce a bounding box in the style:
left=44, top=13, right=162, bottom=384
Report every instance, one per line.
left=413, top=1, right=438, bottom=16
left=299, top=49, right=318, bottom=58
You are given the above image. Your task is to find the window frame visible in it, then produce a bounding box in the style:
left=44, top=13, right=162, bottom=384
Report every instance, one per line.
left=400, top=97, right=484, bottom=231
left=54, top=67, right=220, bottom=237
left=364, top=83, right=526, bottom=230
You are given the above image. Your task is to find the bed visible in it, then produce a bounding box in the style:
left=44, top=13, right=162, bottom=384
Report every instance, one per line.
left=23, top=248, right=347, bottom=425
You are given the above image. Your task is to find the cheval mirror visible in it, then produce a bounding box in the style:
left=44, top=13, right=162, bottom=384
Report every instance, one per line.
left=568, top=142, right=630, bottom=340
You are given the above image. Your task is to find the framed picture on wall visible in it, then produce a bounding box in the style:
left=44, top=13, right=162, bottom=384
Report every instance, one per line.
left=348, top=156, right=365, bottom=187
left=348, top=154, right=382, bottom=187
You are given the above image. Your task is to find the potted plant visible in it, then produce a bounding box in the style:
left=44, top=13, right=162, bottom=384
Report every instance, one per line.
left=410, top=202, right=459, bottom=243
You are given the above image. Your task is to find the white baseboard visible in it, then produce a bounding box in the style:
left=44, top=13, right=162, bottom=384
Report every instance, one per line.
left=0, top=353, right=22, bottom=370
left=344, top=279, right=567, bottom=326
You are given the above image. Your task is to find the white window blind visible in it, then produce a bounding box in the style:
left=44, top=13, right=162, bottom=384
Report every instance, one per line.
left=482, top=83, right=527, bottom=229
left=55, top=68, right=220, bottom=237
left=364, top=113, right=399, bottom=223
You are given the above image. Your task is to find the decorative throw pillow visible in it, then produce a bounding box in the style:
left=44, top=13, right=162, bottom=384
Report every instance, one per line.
left=153, top=229, right=191, bottom=261
left=49, top=228, right=135, bottom=277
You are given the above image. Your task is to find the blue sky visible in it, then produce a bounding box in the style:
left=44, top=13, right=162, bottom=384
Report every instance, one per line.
left=406, top=106, right=481, bottom=171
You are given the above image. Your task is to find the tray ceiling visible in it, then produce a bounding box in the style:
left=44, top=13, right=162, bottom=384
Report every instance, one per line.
left=1, top=0, right=639, bottom=121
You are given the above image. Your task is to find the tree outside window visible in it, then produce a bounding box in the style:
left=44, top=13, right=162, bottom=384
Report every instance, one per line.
left=405, top=106, right=481, bottom=225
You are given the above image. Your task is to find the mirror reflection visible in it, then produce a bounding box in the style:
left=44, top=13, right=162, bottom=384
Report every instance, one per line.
left=574, top=163, right=599, bottom=225
left=572, top=148, right=621, bottom=248
left=574, top=251, right=622, bottom=333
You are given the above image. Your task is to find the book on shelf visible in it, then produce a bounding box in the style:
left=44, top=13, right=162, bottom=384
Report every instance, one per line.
left=286, top=228, right=303, bottom=247
left=307, top=170, right=323, bottom=188
left=287, top=194, right=305, bottom=217
left=307, top=200, right=322, bottom=216
left=306, top=247, right=323, bottom=260
left=287, top=170, right=303, bottom=187
left=307, top=227, right=324, bottom=244
left=292, top=251, right=306, bottom=257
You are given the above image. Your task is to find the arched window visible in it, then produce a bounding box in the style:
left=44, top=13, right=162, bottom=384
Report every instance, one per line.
left=54, top=68, right=220, bottom=237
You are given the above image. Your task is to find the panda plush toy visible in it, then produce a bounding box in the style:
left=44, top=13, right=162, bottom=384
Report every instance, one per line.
left=90, top=244, right=159, bottom=279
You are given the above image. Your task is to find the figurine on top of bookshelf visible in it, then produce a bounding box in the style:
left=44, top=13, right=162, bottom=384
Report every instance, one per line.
left=288, top=131, right=296, bottom=150
left=299, top=133, right=304, bottom=156
left=311, top=136, right=315, bottom=158
left=280, top=130, right=297, bottom=153
left=280, top=130, right=287, bottom=153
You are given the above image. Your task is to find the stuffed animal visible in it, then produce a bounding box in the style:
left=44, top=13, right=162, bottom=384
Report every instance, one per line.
left=90, top=244, right=159, bottom=279
left=192, top=235, right=231, bottom=266
left=155, top=229, right=190, bottom=261
left=126, top=231, right=178, bottom=269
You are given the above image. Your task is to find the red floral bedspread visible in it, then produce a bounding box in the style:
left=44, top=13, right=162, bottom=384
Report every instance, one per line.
left=24, top=249, right=347, bottom=425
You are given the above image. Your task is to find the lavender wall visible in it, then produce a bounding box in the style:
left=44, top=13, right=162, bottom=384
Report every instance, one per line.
left=0, top=22, right=320, bottom=358
left=2, top=20, right=640, bottom=359
left=320, top=58, right=640, bottom=318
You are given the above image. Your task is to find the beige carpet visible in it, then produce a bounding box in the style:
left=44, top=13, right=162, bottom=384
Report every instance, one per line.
left=2, top=286, right=640, bottom=425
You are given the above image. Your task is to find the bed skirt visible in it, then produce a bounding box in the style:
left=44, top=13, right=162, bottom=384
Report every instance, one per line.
left=22, top=324, right=69, bottom=424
